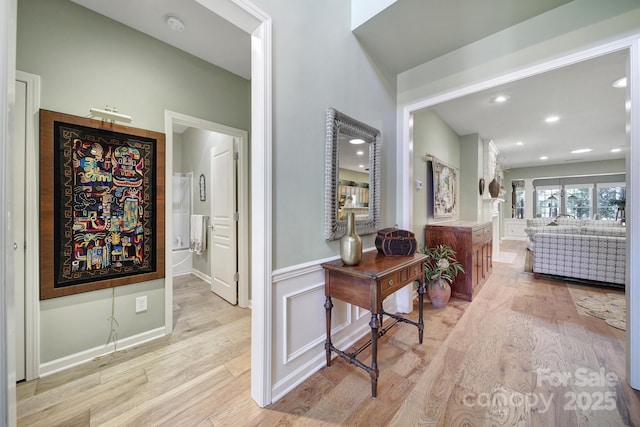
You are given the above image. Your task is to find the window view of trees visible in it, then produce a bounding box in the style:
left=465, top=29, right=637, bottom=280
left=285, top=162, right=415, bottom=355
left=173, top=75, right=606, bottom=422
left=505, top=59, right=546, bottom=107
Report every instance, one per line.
left=597, top=185, right=626, bottom=220
left=535, top=187, right=560, bottom=218
left=534, top=183, right=625, bottom=220
left=565, top=187, right=592, bottom=219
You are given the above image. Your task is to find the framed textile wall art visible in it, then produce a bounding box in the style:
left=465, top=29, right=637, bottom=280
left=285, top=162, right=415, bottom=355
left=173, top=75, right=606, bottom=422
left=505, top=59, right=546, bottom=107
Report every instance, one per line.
left=39, top=109, right=165, bottom=299
left=431, top=156, right=458, bottom=219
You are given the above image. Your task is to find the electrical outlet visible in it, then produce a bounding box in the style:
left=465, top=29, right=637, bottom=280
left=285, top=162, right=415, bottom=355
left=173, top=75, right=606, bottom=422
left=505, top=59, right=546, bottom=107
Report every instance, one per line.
left=135, top=296, right=148, bottom=313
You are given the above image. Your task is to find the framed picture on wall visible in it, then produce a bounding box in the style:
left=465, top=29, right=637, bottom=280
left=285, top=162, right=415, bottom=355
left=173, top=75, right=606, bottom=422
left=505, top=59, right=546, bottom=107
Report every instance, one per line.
left=199, top=174, right=206, bottom=201
left=39, top=109, right=166, bottom=299
left=431, top=156, right=458, bottom=218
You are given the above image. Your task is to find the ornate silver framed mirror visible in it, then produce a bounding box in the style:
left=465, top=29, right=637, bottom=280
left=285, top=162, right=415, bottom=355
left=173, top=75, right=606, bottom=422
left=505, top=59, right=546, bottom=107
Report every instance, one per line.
left=324, top=107, right=381, bottom=240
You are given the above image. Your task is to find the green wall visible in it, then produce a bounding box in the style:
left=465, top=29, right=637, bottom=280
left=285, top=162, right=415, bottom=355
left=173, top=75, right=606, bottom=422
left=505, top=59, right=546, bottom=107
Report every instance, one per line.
left=250, top=0, right=397, bottom=268
left=411, top=109, right=461, bottom=246
left=398, top=0, right=640, bottom=105
left=17, top=0, right=250, bottom=362
left=459, top=134, right=484, bottom=222
left=506, top=159, right=626, bottom=181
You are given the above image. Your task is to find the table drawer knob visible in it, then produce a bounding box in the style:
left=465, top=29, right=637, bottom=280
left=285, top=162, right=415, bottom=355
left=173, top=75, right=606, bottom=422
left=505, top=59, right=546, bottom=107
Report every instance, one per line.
left=388, top=279, right=394, bottom=287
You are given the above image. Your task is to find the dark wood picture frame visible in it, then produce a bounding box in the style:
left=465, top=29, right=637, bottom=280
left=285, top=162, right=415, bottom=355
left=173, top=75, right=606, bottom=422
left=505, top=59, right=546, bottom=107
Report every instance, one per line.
left=39, top=109, right=165, bottom=300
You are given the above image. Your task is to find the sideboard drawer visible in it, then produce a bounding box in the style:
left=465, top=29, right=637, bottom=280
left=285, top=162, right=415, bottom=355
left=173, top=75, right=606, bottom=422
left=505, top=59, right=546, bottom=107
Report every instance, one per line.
left=473, top=225, right=491, bottom=243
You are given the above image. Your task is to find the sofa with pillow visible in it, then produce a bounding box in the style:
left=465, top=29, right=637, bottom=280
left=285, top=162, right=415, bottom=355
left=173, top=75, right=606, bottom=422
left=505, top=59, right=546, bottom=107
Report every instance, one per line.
left=525, top=217, right=626, bottom=288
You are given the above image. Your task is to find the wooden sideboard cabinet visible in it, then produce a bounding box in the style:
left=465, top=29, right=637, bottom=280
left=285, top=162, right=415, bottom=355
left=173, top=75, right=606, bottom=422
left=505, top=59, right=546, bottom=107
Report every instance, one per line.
left=424, top=221, right=492, bottom=301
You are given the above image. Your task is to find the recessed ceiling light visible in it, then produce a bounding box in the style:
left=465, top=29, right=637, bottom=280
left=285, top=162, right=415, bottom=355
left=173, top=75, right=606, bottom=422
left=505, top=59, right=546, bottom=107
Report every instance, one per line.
left=611, top=148, right=622, bottom=153
left=571, top=148, right=592, bottom=154
left=545, top=115, right=560, bottom=123
left=540, top=156, right=548, bottom=160
left=356, top=150, right=364, bottom=155
left=493, top=95, right=510, bottom=103
left=358, top=164, right=365, bottom=168
left=166, top=16, right=186, bottom=32
left=516, top=141, right=524, bottom=146
left=612, top=77, right=627, bottom=88
left=349, top=138, right=365, bottom=145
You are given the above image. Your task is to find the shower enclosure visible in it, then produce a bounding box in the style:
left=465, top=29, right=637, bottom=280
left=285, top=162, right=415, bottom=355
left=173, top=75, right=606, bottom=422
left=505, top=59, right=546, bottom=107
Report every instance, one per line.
left=172, top=172, right=193, bottom=275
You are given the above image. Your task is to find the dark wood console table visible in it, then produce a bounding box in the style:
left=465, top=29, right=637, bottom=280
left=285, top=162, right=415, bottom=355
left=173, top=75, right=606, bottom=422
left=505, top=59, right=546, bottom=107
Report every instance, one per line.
left=321, top=252, right=427, bottom=397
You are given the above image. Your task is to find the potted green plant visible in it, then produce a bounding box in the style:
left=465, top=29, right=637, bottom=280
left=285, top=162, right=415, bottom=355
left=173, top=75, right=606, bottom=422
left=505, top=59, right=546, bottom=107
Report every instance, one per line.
left=422, top=244, right=464, bottom=308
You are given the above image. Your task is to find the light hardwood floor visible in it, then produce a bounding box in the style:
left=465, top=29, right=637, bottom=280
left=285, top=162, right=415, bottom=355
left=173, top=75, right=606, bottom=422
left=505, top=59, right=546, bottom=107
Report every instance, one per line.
left=17, top=241, right=640, bottom=426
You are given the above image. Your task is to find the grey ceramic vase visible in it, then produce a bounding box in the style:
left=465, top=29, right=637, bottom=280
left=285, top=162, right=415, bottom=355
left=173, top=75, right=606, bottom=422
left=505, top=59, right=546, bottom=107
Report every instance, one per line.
left=340, top=212, right=362, bottom=266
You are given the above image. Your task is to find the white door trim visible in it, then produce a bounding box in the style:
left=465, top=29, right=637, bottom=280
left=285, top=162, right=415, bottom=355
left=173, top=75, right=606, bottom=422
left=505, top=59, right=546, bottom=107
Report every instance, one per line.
left=628, top=36, right=640, bottom=391
left=398, top=34, right=640, bottom=391
left=248, top=17, right=274, bottom=407
left=1, top=1, right=17, bottom=423
left=15, top=70, right=41, bottom=382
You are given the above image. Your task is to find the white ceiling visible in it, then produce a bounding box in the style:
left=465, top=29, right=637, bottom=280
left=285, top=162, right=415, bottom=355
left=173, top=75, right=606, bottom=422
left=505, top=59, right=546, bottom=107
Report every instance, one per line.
left=425, top=50, right=627, bottom=169
left=352, top=0, right=572, bottom=76
left=70, top=0, right=251, bottom=80
left=69, top=0, right=627, bottom=169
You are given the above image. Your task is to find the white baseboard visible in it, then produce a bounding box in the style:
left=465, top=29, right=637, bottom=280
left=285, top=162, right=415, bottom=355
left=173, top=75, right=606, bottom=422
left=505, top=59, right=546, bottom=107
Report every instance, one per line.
left=39, top=327, right=166, bottom=377
left=192, top=268, right=212, bottom=284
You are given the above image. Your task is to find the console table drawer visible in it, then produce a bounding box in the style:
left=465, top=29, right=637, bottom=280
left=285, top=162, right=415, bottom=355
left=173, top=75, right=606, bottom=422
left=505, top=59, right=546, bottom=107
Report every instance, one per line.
left=380, top=264, right=424, bottom=300
left=399, top=264, right=423, bottom=282
left=380, top=273, right=402, bottom=299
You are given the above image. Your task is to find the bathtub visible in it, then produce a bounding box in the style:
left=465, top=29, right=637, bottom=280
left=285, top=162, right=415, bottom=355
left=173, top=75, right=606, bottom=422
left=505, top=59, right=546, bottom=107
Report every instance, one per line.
left=172, top=248, right=192, bottom=276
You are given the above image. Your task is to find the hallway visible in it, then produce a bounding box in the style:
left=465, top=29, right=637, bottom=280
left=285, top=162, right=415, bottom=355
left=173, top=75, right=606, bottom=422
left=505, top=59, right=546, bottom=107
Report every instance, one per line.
left=16, top=241, right=640, bottom=425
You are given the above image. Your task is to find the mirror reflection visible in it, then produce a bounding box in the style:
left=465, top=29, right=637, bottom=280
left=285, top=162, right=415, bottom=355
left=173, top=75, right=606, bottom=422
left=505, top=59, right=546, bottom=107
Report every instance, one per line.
left=338, top=134, right=370, bottom=220
left=325, top=108, right=381, bottom=240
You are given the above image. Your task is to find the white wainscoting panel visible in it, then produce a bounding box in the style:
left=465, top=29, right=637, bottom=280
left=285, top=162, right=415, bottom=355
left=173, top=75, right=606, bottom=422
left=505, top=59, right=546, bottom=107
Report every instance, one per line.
left=271, top=255, right=376, bottom=402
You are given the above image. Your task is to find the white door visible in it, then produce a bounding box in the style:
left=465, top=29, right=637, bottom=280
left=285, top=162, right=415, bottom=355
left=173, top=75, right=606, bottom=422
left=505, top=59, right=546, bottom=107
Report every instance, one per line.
left=14, top=79, right=27, bottom=381
left=210, top=137, right=238, bottom=304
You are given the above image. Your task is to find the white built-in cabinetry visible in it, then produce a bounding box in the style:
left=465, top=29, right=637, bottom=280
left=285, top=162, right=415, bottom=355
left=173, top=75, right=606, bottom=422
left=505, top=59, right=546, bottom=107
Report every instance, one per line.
left=504, top=218, right=527, bottom=240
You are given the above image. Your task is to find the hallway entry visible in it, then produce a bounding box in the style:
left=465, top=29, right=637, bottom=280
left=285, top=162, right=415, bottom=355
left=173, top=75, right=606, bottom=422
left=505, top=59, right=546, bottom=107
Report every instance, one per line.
left=164, top=111, right=250, bottom=334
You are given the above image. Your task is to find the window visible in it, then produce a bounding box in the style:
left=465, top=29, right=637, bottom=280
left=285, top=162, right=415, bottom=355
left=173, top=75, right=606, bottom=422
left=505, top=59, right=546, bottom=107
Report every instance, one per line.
left=536, top=186, right=560, bottom=218
left=514, top=189, right=525, bottom=219
left=596, top=183, right=626, bottom=220
left=565, top=185, right=592, bottom=219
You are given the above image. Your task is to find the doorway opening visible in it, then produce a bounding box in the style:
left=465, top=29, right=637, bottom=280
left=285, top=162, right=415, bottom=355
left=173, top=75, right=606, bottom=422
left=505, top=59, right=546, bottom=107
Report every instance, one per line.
left=164, top=111, right=250, bottom=329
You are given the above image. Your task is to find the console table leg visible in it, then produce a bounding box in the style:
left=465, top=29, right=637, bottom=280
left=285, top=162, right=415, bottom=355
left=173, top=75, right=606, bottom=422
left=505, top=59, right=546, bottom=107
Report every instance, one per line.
left=417, top=281, right=425, bottom=344
left=324, top=296, right=334, bottom=367
left=369, top=313, right=381, bottom=397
